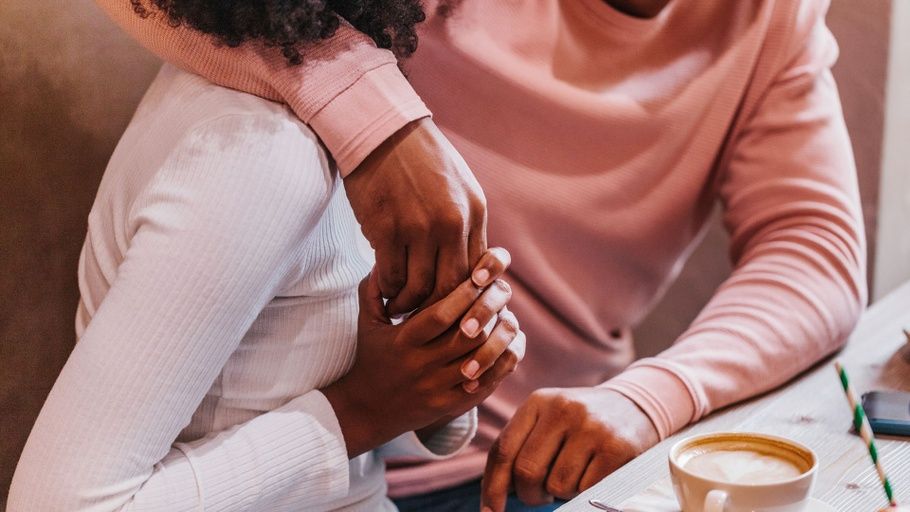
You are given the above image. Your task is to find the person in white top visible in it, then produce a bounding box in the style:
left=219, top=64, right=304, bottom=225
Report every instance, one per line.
left=7, top=65, right=524, bottom=511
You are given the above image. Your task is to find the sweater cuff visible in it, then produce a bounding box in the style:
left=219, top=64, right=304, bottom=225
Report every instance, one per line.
left=600, top=362, right=698, bottom=440
left=307, top=62, right=431, bottom=176
left=377, top=408, right=477, bottom=461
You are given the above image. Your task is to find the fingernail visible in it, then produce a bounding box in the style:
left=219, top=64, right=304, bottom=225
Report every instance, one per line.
left=461, top=318, right=480, bottom=337
left=462, top=359, right=480, bottom=379
left=482, top=507, right=493, bottom=512
left=472, top=268, right=490, bottom=287
left=464, top=380, right=480, bottom=393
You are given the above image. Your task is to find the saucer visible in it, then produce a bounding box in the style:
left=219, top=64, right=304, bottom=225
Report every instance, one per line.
left=617, top=478, right=838, bottom=511
left=806, top=498, right=837, bottom=511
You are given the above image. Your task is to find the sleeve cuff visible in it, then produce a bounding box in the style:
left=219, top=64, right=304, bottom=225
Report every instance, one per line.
left=174, top=390, right=350, bottom=506
left=294, top=390, right=349, bottom=453
left=307, top=62, right=431, bottom=175
left=600, top=362, right=699, bottom=440
left=376, top=408, right=477, bottom=461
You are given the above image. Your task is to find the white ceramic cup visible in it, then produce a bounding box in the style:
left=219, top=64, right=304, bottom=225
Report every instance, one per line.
left=668, top=432, right=818, bottom=512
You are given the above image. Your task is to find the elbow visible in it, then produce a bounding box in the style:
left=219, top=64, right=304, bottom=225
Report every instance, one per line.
left=8, top=478, right=82, bottom=512
left=826, top=259, right=866, bottom=355
left=8, top=458, right=130, bottom=512
left=8, top=479, right=101, bottom=512
left=839, top=280, right=865, bottom=347
left=841, top=240, right=867, bottom=336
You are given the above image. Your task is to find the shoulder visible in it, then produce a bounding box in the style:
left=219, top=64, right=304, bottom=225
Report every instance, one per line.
left=158, top=64, right=335, bottom=192
left=766, top=0, right=832, bottom=49
left=173, top=110, right=335, bottom=201
left=772, top=0, right=830, bottom=24
left=127, top=67, right=340, bottom=242
left=763, top=0, right=837, bottom=78
left=133, top=65, right=334, bottom=183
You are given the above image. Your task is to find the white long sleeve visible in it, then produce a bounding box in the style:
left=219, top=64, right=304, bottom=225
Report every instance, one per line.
left=8, top=66, right=474, bottom=512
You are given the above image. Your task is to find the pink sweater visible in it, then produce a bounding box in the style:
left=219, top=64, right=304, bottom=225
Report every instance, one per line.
left=95, top=0, right=866, bottom=497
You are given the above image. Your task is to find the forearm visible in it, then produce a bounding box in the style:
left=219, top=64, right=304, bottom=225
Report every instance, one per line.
left=130, top=392, right=349, bottom=511
left=11, top=390, right=350, bottom=512
left=322, top=374, right=477, bottom=460
left=93, top=0, right=429, bottom=173
left=321, top=378, right=398, bottom=458
left=94, top=0, right=282, bottom=104
left=605, top=224, right=865, bottom=438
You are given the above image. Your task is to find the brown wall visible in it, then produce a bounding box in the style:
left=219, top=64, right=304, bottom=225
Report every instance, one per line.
left=0, top=0, right=891, bottom=503
left=0, top=1, right=160, bottom=501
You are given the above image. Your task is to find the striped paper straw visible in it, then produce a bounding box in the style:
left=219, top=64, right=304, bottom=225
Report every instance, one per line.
left=834, top=361, right=898, bottom=507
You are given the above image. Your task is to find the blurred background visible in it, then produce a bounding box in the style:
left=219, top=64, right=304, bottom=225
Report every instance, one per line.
left=1, top=0, right=909, bottom=505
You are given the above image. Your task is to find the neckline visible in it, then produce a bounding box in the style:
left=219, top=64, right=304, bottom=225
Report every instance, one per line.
left=573, top=0, right=676, bottom=40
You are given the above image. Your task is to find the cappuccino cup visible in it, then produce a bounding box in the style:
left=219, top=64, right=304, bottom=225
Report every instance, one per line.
left=669, top=432, right=817, bottom=512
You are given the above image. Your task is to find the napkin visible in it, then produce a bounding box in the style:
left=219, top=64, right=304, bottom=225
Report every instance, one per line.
left=618, top=478, right=680, bottom=512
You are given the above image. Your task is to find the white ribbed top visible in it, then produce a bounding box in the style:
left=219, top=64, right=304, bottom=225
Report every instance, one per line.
left=8, top=65, right=475, bottom=512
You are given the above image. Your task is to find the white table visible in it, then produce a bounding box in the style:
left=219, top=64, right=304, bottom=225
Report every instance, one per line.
left=562, top=280, right=910, bottom=511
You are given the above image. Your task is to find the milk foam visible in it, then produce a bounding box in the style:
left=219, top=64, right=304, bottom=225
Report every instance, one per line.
left=683, top=449, right=803, bottom=484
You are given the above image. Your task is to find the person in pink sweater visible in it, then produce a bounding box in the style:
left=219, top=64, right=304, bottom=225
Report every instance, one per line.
left=94, top=0, right=867, bottom=510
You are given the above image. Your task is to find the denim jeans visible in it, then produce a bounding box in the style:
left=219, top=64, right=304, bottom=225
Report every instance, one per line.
left=392, top=478, right=566, bottom=512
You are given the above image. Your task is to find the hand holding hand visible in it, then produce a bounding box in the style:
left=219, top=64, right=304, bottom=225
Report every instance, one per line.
left=344, top=117, right=487, bottom=315
left=481, top=388, right=660, bottom=511
left=322, top=249, right=521, bottom=458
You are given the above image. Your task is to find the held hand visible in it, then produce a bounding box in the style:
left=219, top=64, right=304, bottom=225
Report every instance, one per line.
left=322, top=249, right=521, bottom=458
left=344, top=117, right=487, bottom=315
left=481, top=388, right=660, bottom=512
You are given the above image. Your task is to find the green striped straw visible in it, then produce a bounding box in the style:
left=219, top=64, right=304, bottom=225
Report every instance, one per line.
left=834, top=361, right=898, bottom=507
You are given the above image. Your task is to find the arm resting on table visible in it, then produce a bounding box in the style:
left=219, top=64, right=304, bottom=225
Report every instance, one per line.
left=603, top=1, right=866, bottom=439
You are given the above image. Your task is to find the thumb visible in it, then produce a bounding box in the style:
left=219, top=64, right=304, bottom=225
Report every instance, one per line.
left=358, top=269, right=390, bottom=324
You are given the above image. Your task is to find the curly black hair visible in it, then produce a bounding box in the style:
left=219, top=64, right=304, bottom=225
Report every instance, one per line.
left=130, top=0, right=458, bottom=65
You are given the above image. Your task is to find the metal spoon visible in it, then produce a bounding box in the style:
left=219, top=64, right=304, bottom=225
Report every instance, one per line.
left=588, top=498, right=623, bottom=511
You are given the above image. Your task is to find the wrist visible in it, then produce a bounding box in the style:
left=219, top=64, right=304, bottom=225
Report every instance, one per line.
left=600, top=362, right=698, bottom=440
left=322, top=379, right=391, bottom=458
left=345, top=116, right=440, bottom=183
left=605, top=389, right=660, bottom=451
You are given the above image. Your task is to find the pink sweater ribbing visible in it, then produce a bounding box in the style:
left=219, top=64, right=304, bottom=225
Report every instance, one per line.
left=94, top=0, right=866, bottom=497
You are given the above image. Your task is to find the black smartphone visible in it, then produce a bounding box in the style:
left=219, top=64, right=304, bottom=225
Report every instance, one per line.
left=861, top=391, right=910, bottom=437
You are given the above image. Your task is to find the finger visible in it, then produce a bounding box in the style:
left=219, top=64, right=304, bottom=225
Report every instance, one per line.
left=512, top=417, right=566, bottom=506
left=375, top=243, right=407, bottom=300
left=467, top=192, right=488, bottom=269
left=386, top=241, right=437, bottom=315
left=578, top=453, right=621, bottom=492
left=438, top=350, right=514, bottom=416
left=459, top=310, right=519, bottom=381
left=545, top=437, right=596, bottom=500
left=427, top=233, right=469, bottom=307
left=357, top=270, right=389, bottom=324
left=459, top=279, right=512, bottom=339
left=434, top=328, right=490, bottom=377
left=482, top=403, right=538, bottom=512
left=470, top=247, right=510, bottom=288
left=507, top=317, right=526, bottom=362
left=399, top=279, right=482, bottom=344
left=399, top=250, right=511, bottom=345
left=465, top=343, right=518, bottom=394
